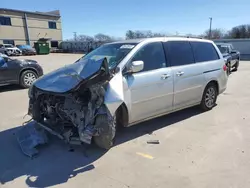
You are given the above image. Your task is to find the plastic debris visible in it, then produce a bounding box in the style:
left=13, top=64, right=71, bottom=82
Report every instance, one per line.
left=16, top=121, right=48, bottom=158
left=147, top=140, right=160, bottom=144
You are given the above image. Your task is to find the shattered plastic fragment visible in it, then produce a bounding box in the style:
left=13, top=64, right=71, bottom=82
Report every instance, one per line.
left=16, top=121, right=48, bottom=157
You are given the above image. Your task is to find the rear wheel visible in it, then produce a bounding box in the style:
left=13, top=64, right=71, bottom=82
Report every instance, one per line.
left=6, top=50, right=11, bottom=56
left=200, top=83, right=218, bottom=111
left=94, top=113, right=117, bottom=150
left=20, top=70, right=38, bottom=88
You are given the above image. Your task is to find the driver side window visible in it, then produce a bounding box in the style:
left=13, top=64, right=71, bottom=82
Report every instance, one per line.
left=131, top=42, right=166, bottom=72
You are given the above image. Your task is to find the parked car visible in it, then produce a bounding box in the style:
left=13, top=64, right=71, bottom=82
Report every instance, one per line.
left=2, top=44, right=22, bottom=56
left=216, top=43, right=240, bottom=74
left=16, top=45, right=37, bottom=55
left=27, top=37, right=228, bottom=149
left=0, top=45, right=7, bottom=55
left=0, top=55, right=43, bottom=88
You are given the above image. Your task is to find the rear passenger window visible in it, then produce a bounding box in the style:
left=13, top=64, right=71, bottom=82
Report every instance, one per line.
left=131, top=42, right=166, bottom=72
left=190, top=42, right=219, bottom=62
left=163, top=41, right=194, bottom=66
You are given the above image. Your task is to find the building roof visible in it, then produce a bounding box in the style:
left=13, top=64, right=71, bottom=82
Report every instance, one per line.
left=0, top=8, right=60, bottom=17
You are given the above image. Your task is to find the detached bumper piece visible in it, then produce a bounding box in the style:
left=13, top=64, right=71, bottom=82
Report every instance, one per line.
left=16, top=121, right=48, bottom=158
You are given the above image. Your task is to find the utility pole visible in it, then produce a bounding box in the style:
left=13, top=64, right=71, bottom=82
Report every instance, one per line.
left=209, top=17, right=212, bottom=39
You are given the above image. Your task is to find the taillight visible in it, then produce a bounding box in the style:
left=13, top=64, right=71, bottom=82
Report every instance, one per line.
left=223, top=65, right=227, bottom=71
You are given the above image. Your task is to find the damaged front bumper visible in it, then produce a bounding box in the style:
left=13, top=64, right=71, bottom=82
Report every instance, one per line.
left=19, top=58, right=125, bottom=157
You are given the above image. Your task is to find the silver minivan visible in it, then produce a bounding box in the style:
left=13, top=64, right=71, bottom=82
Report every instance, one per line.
left=28, top=37, right=228, bottom=149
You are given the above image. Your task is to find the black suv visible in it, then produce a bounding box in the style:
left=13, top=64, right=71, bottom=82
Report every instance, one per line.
left=216, top=43, right=240, bottom=74
left=0, top=55, right=43, bottom=88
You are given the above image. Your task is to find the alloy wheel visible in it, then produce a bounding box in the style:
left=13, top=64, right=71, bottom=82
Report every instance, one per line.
left=23, top=72, right=37, bottom=86
left=205, top=87, right=216, bottom=108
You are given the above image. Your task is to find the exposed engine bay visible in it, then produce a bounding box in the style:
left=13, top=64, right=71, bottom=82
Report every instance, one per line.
left=17, top=58, right=124, bottom=157
left=30, top=82, right=113, bottom=144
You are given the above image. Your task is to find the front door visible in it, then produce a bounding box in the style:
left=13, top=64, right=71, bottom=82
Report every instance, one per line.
left=0, top=57, right=18, bottom=84
left=163, top=41, right=204, bottom=110
left=124, top=42, right=174, bottom=123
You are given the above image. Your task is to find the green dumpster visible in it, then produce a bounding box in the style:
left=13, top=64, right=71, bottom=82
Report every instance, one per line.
left=34, top=41, right=50, bottom=55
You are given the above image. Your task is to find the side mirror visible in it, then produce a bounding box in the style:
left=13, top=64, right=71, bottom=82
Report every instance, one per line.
left=128, top=61, right=144, bottom=73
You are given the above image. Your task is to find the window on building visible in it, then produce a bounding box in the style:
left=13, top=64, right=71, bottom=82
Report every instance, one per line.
left=3, top=40, right=15, bottom=45
left=164, top=41, right=195, bottom=66
left=48, top=21, right=57, bottom=29
left=51, top=41, right=59, bottom=48
left=0, top=16, right=11, bottom=26
left=131, top=42, right=166, bottom=72
left=190, top=42, right=219, bottom=62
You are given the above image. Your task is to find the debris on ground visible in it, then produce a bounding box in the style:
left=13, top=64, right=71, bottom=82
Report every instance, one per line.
left=147, top=140, right=160, bottom=144
left=16, top=121, right=48, bottom=158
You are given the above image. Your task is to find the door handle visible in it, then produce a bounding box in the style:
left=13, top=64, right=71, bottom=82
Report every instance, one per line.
left=161, top=74, right=170, bottom=79
left=176, top=71, right=184, bottom=76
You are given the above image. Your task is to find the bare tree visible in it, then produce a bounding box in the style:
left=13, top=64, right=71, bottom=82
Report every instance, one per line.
left=125, top=30, right=167, bottom=39
left=94, top=33, right=112, bottom=42
left=203, top=28, right=225, bottom=39
left=77, top=35, right=94, bottom=42
left=228, top=24, right=250, bottom=38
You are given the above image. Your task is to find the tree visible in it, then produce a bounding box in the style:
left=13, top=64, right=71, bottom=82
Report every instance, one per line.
left=228, top=24, right=250, bottom=38
left=125, top=30, right=167, bottom=39
left=229, top=27, right=241, bottom=38
left=126, top=30, right=135, bottom=39
left=203, top=28, right=225, bottom=39
left=94, top=33, right=112, bottom=42
left=77, top=35, right=94, bottom=42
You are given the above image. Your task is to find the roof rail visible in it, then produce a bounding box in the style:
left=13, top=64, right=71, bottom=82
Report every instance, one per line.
left=166, top=35, right=204, bottom=39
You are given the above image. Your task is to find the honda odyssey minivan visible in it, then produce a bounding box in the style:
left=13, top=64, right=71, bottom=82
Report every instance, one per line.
left=27, top=37, right=228, bottom=149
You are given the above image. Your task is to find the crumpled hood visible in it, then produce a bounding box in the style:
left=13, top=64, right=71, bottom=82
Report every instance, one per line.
left=34, top=58, right=108, bottom=93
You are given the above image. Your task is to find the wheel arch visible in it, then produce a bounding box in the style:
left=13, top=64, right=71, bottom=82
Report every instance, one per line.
left=116, top=102, right=129, bottom=128
left=205, top=80, right=219, bottom=95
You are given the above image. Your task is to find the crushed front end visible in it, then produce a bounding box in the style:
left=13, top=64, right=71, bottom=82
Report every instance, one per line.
left=19, top=58, right=121, bottom=157
left=28, top=81, right=112, bottom=145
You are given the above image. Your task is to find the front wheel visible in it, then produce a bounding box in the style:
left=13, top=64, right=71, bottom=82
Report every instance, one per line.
left=94, top=113, right=117, bottom=150
left=200, top=83, right=218, bottom=111
left=234, top=60, right=239, bottom=71
left=20, top=70, right=38, bottom=88
left=226, top=61, right=231, bottom=75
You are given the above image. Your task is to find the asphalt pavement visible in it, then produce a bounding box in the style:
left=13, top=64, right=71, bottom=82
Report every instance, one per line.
left=0, top=54, right=250, bottom=188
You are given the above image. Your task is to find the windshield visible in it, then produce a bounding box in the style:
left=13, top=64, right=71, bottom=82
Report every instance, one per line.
left=78, top=43, right=137, bottom=69
left=4, top=44, right=13, bottom=48
left=217, top=45, right=229, bottom=54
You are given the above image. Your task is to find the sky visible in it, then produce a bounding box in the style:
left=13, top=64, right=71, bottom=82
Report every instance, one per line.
left=1, top=0, right=250, bottom=39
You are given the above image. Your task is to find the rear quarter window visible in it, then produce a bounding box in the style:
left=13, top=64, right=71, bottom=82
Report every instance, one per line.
left=190, top=42, right=220, bottom=63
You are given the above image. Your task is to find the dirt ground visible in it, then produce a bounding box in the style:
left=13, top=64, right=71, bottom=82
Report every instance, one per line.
left=0, top=54, right=250, bottom=188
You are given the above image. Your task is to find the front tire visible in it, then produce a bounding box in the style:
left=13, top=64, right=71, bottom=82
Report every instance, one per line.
left=226, top=61, right=231, bottom=75
left=234, top=60, right=239, bottom=71
left=20, top=70, right=38, bottom=88
left=200, top=83, right=218, bottom=111
left=94, top=113, right=117, bottom=150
